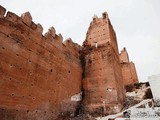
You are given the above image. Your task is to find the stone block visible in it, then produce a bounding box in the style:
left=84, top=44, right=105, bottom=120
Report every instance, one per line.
left=5, top=11, right=19, bottom=22
left=44, top=30, right=53, bottom=43
left=58, top=33, right=63, bottom=42
left=31, top=22, right=37, bottom=30
left=21, top=11, right=32, bottom=26
left=44, top=27, right=56, bottom=42
left=48, top=26, right=56, bottom=38
left=63, top=38, right=72, bottom=46
left=0, top=5, right=6, bottom=18
left=36, top=23, right=43, bottom=34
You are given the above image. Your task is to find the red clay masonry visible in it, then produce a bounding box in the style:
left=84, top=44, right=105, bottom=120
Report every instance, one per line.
left=82, top=12, right=125, bottom=116
left=0, top=5, right=138, bottom=119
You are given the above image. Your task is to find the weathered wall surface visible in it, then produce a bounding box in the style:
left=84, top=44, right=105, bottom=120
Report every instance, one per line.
left=82, top=13, right=125, bottom=116
left=120, top=48, right=138, bottom=86
left=0, top=5, right=82, bottom=120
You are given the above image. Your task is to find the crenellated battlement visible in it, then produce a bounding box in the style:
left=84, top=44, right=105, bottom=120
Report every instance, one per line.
left=5, top=11, right=20, bottom=22
left=0, top=5, right=43, bottom=36
left=21, top=11, right=32, bottom=26
left=102, top=12, right=108, bottom=19
left=0, top=5, right=6, bottom=18
left=64, top=38, right=82, bottom=52
left=0, top=5, right=82, bottom=56
left=92, top=12, right=108, bottom=22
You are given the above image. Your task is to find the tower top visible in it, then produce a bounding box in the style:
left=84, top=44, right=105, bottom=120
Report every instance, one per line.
left=83, top=11, right=119, bottom=54
left=92, top=12, right=108, bottom=21
left=102, top=12, right=108, bottom=19
left=92, top=14, right=98, bottom=21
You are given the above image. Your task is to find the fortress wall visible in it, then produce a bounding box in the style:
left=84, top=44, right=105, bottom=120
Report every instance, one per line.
left=0, top=5, right=82, bottom=119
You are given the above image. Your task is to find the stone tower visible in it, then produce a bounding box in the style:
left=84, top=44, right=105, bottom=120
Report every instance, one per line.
left=82, top=12, right=125, bottom=116
left=120, top=47, right=139, bottom=86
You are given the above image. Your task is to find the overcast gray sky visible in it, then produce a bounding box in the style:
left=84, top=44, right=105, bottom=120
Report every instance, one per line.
left=1, top=0, right=160, bottom=82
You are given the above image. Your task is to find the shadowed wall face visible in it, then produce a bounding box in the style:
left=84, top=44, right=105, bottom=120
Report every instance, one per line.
left=0, top=5, right=82, bottom=119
